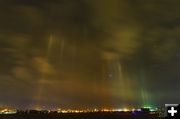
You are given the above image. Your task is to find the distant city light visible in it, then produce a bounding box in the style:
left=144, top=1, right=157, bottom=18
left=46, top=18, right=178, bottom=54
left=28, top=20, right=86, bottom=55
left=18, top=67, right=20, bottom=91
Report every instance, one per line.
left=0, top=108, right=17, bottom=115
left=0, top=106, right=162, bottom=115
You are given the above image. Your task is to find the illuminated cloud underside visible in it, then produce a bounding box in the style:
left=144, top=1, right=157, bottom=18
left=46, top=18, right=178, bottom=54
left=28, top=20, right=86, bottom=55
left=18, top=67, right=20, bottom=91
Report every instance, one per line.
left=0, top=0, right=180, bottom=109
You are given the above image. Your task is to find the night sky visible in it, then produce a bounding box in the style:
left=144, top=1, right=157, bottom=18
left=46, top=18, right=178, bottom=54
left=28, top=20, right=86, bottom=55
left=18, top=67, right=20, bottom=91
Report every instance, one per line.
left=0, top=0, right=180, bottom=109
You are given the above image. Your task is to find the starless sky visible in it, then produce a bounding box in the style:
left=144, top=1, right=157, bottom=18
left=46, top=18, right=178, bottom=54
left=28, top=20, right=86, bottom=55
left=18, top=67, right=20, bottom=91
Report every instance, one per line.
left=0, top=0, right=180, bottom=109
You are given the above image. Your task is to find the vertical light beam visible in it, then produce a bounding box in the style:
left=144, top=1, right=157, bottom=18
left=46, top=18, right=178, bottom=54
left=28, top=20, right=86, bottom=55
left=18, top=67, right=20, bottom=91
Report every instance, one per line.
left=47, top=34, right=54, bottom=58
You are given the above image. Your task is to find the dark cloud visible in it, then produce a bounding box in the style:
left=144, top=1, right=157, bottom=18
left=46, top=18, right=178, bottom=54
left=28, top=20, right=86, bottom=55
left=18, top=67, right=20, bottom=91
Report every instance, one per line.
left=0, top=0, right=180, bottom=109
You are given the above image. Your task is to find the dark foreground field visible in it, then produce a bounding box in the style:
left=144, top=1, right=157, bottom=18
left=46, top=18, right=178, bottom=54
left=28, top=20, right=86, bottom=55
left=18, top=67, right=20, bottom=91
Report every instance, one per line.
left=0, top=112, right=163, bottom=119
